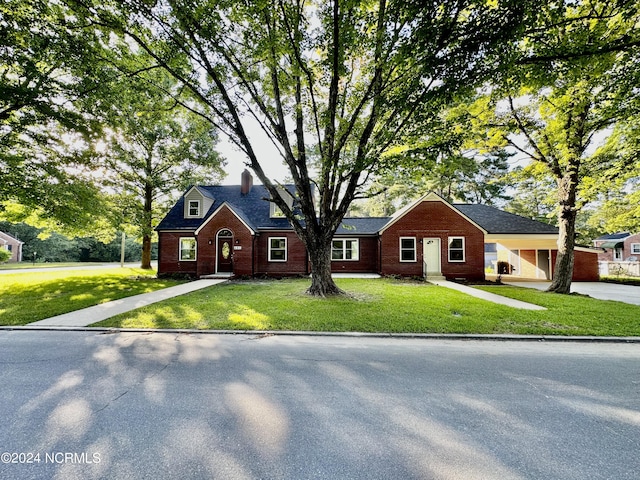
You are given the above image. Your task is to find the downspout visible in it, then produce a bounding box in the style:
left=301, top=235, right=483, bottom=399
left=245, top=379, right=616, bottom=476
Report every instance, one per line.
left=194, top=234, right=199, bottom=278
left=252, top=234, right=256, bottom=277
left=378, top=236, right=382, bottom=276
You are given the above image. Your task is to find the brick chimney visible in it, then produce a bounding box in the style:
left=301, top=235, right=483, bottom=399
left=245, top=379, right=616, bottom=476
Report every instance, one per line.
left=241, top=169, right=253, bottom=195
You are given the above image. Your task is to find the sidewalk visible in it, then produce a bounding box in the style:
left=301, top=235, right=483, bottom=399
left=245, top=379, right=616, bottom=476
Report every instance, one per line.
left=27, top=279, right=227, bottom=327
left=429, top=280, right=547, bottom=310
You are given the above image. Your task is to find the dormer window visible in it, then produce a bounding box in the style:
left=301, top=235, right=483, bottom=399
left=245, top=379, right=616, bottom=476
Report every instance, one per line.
left=270, top=187, right=294, bottom=218
left=270, top=203, right=286, bottom=218
left=187, top=200, right=201, bottom=217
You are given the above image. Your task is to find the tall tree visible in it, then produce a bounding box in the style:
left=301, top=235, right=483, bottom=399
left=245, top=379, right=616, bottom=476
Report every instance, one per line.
left=368, top=101, right=513, bottom=212
left=97, top=69, right=225, bottom=269
left=0, top=0, right=108, bottom=230
left=69, top=0, right=532, bottom=295
left=478, top=1, right=640, bottom=293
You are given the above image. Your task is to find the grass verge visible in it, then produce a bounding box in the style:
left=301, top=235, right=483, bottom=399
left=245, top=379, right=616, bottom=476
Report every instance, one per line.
left=0, top=268, right=185, bottom=326
left=93, top=278, right=640, bottom=336
left=0, top=262, right=106, bottom=270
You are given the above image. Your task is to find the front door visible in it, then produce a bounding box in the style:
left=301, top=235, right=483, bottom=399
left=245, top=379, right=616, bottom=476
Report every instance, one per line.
left=422, top=238, right=442, bottom=277
left=217, top=236, right=233, bottom=272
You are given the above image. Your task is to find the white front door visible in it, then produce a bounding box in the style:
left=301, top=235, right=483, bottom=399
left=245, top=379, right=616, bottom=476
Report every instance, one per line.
left=423, top=238, right=441, bottom=277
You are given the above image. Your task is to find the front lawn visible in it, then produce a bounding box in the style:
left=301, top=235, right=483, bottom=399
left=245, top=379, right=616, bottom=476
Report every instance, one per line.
left=93, top=278, right=640, bottom=336
left=0, top=268, right=185, bottom=326
left=0, top=262, right=105, bottom=270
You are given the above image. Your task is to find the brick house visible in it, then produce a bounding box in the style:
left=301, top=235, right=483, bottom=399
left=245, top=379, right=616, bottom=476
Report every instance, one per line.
left=156, top=170, right=599, bottom=281
left=0, top=231, right=24, bottom=263
left=594, top=232, right=640, bottom=277
left=594, top=232, right=640, bottom=262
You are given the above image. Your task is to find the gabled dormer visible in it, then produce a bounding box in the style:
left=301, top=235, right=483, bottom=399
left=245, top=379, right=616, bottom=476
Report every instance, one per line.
left=183, top=186, right=214, bottom=219
left=270, top=186, right=295, bottom=218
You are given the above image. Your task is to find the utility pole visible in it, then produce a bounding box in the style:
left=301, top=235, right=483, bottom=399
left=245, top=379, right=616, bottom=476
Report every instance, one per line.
left=120, top=231, right=126, bottom=267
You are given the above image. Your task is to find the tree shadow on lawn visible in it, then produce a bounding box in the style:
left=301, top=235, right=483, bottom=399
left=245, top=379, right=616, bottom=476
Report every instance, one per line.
left=0, top=274, right=181, bottom=326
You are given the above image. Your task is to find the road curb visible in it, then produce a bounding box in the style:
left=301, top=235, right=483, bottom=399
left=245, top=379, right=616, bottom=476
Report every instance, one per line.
left=1, top=326, right=639, bottom=343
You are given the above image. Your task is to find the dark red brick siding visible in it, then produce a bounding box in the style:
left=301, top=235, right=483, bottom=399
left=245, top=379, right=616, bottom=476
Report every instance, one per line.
left=255, top=232, right=307, bottom=276
left=158, top=232, right=198, bottom=276
left=195, top=205, right=254, bottom=276
left=550, top=250, right=599, bottom=281
left=549, top=250, right=599, bottom=281
left=573, top=250, right=599, bottom=281
left=330, top=237, right=379, bottom=273
left=380, top=200, right=485, bottom=280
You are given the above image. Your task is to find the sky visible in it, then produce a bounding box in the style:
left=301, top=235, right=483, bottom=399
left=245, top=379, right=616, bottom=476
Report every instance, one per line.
left=217, top=118, right=290, bottom=186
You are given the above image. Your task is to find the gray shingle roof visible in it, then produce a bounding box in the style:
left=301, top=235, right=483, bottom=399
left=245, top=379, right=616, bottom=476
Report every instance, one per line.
left=594, top=232, right=631, bottom=241
left=453, top=204, right=559, bottom=234
left=157, top=186, right=560, bottom=237
left=156, top=185, right=293, bottom=232
left=336, top=217, right=391, bottom=235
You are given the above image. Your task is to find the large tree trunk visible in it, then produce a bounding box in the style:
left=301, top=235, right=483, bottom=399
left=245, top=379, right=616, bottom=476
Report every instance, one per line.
left=306, top=236, right=344, bottom=297
left=547, top=172, right=578, bottom=293
left=141, top=234, right=152, bottom=270
left=140, top=178, right=153, bottom=270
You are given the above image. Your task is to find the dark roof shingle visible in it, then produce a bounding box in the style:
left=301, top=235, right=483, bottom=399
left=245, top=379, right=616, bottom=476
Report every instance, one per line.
left=453, top=204, right=559, bottom=234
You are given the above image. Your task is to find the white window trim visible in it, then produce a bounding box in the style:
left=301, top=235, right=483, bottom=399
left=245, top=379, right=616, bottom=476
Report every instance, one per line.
left=631, top=243, right=640, bottom=255
left=187, top=200, right=201, bottom=218
left=179, top=237, right=197, bottom=261
left=399, top=237, right=417, bottom=262
left=448, top=237, right=465, bottom=263
left=331, top=238, right=359, bottom=261
left=269, top=202, right=286, bottom=218
left=614, top=247, right=623, bottom=261
left=268, top=237, right=288, bottom=262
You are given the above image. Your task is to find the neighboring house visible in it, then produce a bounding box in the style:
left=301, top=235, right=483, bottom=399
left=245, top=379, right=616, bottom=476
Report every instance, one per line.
left=156, top=170, right=599, bottom=281
left=0, top=231, right=24, bottom=263
left=594, top=232, right=640, bottom=262
left=594, top=232, right=640, bottom=277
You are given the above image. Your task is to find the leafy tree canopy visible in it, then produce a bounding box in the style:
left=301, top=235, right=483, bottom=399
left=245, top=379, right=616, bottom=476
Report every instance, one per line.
left=67, top=0, right=534, bottom=294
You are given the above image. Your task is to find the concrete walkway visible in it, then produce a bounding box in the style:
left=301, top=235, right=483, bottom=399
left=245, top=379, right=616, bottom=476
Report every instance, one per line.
left=430, top=280, right=547, bottom=310
left=27, top=279, right=227, bottom=327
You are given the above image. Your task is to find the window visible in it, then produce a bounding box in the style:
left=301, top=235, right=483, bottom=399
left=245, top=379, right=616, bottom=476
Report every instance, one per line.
left=614, top=248, right=623, bottom=261
left=187, top=200, right=200, bottom=217
left=269, top=237, right=287, bottom=262
left=632, top=243, right=640, bottom=255
left=269, top=187, right=295, bottom=218
left=448, top=237, right=465, bottom=262
left=270, top=202, right=286, bottom=218
left=332, top=239, right=359, bottom=261
left=400, top=237, right=416, bottom=262
left=179, top=238, right=197, bottom=261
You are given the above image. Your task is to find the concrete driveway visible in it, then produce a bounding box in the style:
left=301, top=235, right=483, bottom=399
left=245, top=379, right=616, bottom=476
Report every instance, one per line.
left=505, top=281, right=640, bottom=306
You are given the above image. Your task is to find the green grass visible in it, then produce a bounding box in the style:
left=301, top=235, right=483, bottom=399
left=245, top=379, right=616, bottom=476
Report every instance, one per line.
left=0, top=262, right=106, bottom=270
left=601, top=275, right=640, bottom=286
left=0, top=268, right=185, bottom=326
left=93, top=278, right=640, bottom=336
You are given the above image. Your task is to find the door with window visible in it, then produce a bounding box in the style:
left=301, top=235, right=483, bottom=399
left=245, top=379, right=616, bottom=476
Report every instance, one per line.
left=217, top=230, right=233, bottom=273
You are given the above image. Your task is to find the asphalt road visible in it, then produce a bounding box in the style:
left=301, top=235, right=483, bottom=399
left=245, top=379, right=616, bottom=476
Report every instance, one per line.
left=0, top=331, right=639, bottom=480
